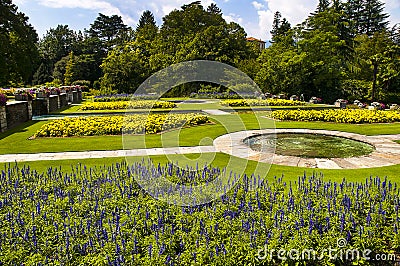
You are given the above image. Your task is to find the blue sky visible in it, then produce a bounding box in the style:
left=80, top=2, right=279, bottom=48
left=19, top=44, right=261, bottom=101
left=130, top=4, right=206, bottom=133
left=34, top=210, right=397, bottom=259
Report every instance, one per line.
left=13, top=0, right=400, bottom=41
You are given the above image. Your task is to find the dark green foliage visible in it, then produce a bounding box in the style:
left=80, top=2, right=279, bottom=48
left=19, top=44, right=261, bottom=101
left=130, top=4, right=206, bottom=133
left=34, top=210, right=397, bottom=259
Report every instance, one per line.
left=257, top=0, right=398, bottom=103
left=270, top=11, right=292, bottom=44
left=346, top=0, right=389, bottom=37
left=4, top=0, right=400, bottom=103
left=0, top=0, right=39, bottom=86
left=137, top=10, right=157, bottom=31
left=101, top=2, right=250, bottom=93
left=87, top=13, right=129, bottom=51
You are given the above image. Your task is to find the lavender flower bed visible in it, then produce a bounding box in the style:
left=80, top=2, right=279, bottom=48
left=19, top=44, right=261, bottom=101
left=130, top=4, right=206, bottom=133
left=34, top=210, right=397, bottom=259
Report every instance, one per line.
left=0, top=162, right=398, bottom=265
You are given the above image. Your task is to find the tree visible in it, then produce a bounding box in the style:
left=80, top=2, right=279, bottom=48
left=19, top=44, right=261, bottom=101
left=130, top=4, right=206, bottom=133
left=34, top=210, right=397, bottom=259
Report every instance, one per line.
left=256, top=44, right=310, bottom=96
left=207, top=3, right=222, bottom=15
left=100, top=42, right=150, bottom=93
left=270, top=11, right=292, bottom=44
left=52, top=55, right=69, bottom=82
left=38, top=25, right=77, bottom=63
left=33, top=25, right=82, bottom=85
left=87, top=13, right=130, bottom=53
left=0, top=0, right=39, bottom=86
left=346, top=0, right=389, bottom=37
left=137, top=10, right=156, bottom=31
left=316, top=0, right=330, bottom=13
left=64, top=51, right=76, bottom=85
left=362, top=0, right=389, bottom=36
left=136, top=10, right=158, bottom=41
left=185, top=22, right=248, bottom=64
left=353, top=32, right=399, bottom=101
left=32, top=62, right=52, bottom=85
left=157, top=1, right=243, bottom=66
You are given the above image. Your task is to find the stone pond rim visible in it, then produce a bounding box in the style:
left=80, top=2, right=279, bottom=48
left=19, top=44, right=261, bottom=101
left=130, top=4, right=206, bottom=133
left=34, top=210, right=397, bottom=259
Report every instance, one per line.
left=213, top=129, right=400, bottom=169
left=244, top=132, right=375, bottom=159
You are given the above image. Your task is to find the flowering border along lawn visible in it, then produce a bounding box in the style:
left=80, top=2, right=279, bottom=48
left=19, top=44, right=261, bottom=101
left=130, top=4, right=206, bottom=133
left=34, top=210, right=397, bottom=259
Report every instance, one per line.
left=79, top=101, right=176, bottom=110
left=33, top=114, right=210, bottom=137
left=270, top=109, right=400, bottom=123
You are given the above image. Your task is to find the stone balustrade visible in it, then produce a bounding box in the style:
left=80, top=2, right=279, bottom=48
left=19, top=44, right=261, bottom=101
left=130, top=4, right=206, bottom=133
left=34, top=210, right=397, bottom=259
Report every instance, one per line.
left=0, top=92, right=79, bottom=132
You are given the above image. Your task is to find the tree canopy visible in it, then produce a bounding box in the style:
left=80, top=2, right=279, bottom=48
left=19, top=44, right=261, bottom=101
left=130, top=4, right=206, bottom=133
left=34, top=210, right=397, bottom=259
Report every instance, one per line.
left=2, top=0, right=400, bottom=103
left=0, top=0, right=39, bottom=86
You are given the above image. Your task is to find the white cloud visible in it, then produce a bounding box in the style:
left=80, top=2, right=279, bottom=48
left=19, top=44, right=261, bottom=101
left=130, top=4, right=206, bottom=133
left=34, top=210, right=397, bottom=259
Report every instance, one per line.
left=384, top=0, right=400, bottom=26
left=246, top=0, right=317, bottom=40
left=38, top=0, right=136, bottom=26
left=265, top=0, right=317, bottom=24
left=148, top=0, right=215, bottom=17
left=13, top=0, right=27, bottom=5
left=252, top=1, right=265, bottom=11
left=223, top=13, right=244, bottom=25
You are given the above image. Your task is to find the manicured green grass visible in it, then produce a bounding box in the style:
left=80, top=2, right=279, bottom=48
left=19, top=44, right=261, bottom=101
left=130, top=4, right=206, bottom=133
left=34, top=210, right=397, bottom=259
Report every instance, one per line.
left=1, top=112, right=399, bottom=155
left=0, top=121, right=124, bottom=154
left=175, top=101, right=224, bottom=110
left=51, top=104, right=82, bottom=114
left=0, top=120, right=226, bottom=154
left=15, top=153, right=400, bottom=183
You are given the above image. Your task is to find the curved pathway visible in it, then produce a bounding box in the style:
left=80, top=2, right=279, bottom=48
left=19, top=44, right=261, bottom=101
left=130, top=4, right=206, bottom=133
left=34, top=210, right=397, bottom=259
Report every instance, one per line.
left=0, top=146, right=216, bottom=163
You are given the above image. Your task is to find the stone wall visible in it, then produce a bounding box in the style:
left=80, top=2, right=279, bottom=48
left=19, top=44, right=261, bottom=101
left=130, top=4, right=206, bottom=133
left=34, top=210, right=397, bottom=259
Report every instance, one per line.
left=48, top=95, right=59, bottom=113
left=67, top=92, right=73, bottom=102
left=72, top=91, right=79, bottom=104
left=1, top=93, right=73, bottom=132
left=0, top=107, right=7, bottom=132
left=32, top=99, right=48, bottom=116
left=4, top=101, right=31, bottom=130
left=59, top=93, right=68, bottom=108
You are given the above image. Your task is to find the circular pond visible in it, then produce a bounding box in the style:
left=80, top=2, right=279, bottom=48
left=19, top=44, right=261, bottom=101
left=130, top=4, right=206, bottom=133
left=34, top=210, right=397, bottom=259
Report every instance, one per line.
left=244, top=133, right=375, bottom=158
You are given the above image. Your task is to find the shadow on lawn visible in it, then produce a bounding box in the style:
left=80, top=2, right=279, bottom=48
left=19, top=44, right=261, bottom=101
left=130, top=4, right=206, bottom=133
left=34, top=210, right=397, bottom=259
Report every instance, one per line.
left=0, top=121, right=39, bottom=140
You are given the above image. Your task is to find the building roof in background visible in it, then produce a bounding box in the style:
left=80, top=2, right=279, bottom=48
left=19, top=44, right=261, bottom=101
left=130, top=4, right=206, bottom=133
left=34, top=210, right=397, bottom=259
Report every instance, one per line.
left=246, top=37, right=266, bottom=43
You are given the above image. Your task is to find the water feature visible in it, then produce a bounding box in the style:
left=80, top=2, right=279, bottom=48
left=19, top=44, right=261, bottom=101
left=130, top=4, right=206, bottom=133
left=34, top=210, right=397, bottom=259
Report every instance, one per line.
left=244, top=133, right=374, bottom=158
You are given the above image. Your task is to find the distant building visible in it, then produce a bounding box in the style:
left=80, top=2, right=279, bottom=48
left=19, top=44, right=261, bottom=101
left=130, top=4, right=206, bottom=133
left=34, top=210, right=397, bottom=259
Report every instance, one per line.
left=246, top=37, right=266, bottom=51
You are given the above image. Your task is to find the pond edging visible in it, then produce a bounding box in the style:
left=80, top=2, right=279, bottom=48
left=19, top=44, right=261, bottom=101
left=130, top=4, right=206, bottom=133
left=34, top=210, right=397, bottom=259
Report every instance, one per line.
left=213, top=129, right=400, bottom=169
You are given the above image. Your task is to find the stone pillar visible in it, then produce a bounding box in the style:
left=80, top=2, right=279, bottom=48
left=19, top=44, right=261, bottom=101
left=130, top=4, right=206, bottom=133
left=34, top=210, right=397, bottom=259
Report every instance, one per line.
left=57, top=95, right=61, bottom=109
left=27, top=100, right=33, bottom=120
left=72, top=91, right=78, bottom=104
left=77, top=91, right=83, bottom=102
left=46, top=97, right=50, bottom=114
left=0, top=106, right=7, bottom=132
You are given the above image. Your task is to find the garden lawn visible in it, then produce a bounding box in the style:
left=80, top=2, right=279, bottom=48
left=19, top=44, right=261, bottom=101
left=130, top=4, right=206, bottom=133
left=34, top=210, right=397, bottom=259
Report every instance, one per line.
left=0, top=121, right=225, bottom=155
left=1, top=112, right=400, bottom=154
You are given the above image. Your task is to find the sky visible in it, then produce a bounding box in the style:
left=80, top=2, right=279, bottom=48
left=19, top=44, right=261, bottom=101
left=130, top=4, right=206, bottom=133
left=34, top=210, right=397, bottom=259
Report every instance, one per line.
left=13, top=0, right=400, bottom=41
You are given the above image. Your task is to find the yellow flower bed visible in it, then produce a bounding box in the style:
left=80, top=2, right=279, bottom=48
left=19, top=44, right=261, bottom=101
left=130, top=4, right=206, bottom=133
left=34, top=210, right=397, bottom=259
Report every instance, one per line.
left=269, top=109, right=400, bottom=123
left=80, top=100, right=176, bottom=110
left=220, top=99, right=305, bottom=107
left=34, top=114, right=209, bottom=137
